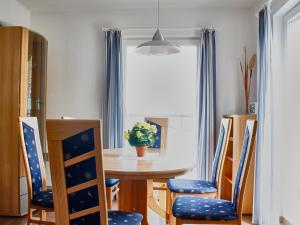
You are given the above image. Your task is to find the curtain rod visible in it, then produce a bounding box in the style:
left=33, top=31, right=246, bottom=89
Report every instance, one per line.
left=102, top=26, right=215, bottom=32
left=255, top=0, right=272, bottom=18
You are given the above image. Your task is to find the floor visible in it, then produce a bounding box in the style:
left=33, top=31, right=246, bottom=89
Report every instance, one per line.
left=0, top=209, right=253, bottom=225
left=0, top=194, right=252, bottom=225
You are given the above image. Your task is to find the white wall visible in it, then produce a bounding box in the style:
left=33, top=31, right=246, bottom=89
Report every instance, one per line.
left=0, top=0, right=30, bottom=27
left=31, top=8, right=257, bottom=122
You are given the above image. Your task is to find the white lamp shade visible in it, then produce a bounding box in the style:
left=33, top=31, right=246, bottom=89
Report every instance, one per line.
left=136, top=28, right=180, bottom=55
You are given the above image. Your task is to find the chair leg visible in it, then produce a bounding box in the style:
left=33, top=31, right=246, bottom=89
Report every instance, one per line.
left=27, top=208, right=32, bottom=225
left=238, top=217, right=243, bottom=225
left=40, top=209, right=46, bottom=224
left=106, top=187, right=112, bottom=209
left=166, top=188, right=171, bottom=224
left=169, top=192, right=177, bottom=225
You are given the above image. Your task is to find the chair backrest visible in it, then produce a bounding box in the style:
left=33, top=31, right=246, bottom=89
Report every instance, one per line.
left=19, top=117, right=47, bottom=199
left=145, top=117, right=168, bottom=149
left=46, top=119, right=108, bottom=225
left=211, top=118, right=232, bottom=190
left=232, top=120, right=257, bottom=215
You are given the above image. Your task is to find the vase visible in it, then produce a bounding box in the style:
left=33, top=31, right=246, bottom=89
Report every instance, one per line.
left=244, top=87, right=249, bottom=114
left=135, top=145, right=147, bottom=157
left=244, top=71, right=249, bottom=114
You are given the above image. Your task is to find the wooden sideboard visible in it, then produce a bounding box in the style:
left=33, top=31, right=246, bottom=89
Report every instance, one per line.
left=221, top=114, right=256, bottom=214
left=0, top=27, right=47, bottom=216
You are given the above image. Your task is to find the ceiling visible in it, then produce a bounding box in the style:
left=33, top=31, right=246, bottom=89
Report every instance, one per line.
left=18, top=0, right=260, bottom=12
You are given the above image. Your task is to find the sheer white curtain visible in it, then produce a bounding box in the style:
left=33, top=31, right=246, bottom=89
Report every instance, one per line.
left=253, top=4, right=278, bottom=225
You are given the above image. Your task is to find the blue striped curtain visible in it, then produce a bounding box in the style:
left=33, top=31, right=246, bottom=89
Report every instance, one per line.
left=253, top=5, right=275, bottom=225
left=196, top=30, right=217, bottom=180
left=103, top=30, right=124, bottom=149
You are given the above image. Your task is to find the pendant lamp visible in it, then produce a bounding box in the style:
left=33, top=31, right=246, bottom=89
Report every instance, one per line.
left=136, top=0, right=180, bottom=55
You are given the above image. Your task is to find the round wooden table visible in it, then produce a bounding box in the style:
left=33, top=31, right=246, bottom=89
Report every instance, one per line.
left=103, top=148, right=194, bottom=225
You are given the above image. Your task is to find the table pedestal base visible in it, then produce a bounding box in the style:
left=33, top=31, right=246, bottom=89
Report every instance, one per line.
left=119, top=180, right=151, bottom=225
left=118, top=179, right=168, bottom=225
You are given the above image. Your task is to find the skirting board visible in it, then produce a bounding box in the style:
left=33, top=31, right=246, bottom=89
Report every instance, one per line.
left=280, top=216, right=293, bottom=225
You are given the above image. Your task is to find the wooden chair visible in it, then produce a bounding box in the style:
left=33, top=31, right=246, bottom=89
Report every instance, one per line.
left=145, top=117, right=168, bottom=149
left=167, top=118, right=232, bottom=225
left=171, top=120, right=257, bottom=225
left=19, top=117, right=55, bottom=225
left=46, top=119, right=143, bottom=225
left=105, top=178, right=120, bottom=209
left=61, top=116, right=120, bottom=209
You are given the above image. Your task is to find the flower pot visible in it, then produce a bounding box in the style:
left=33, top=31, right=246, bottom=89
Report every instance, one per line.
left=135, top=145, right=147, bottom=157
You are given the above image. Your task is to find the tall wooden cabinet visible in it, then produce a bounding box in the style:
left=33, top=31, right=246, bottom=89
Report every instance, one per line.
left=0, top=27, right=47, bottom=216
left=221, top=114, right=256, bottom=214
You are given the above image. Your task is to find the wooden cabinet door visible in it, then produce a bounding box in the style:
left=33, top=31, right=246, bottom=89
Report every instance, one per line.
left=27, top=31, right=48, bottom=154
left=0, top=27, right=23, bottom=216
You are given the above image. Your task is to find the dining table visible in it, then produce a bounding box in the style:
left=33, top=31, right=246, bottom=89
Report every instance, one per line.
left=103, top=148, right=195, bottom=225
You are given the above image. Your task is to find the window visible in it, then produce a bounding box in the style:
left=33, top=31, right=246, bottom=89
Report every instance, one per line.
left=279, top=4, right=300, bottom=224
left=123, top=39, right=198, bottom=172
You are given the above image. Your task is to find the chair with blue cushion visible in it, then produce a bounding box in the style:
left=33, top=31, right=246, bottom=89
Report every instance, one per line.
left=105, top=178, right=120, bottom=209
left=19, top=117, right=55, bottom=225
left=46, top=119, right=143, bottom=225
left=167, top=118, right=232, bottom=224
left=172, top=120, right=257, bottom=225
left=61, top=116, right=120, bottom=209
left=145, top=117, right=168, bottom=149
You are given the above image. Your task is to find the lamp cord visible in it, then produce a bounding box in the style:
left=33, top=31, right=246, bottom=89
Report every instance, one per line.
left=158, top=0, right=160, bottom=28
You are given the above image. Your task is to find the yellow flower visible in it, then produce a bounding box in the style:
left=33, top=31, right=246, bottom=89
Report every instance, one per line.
left=142, top=122, right=151, bottom=129
left=136, top=131, right=143, bottom=138
left=150, top=125, right=157, bottom=134
left=135, top=122, right=142, bottom=128
left=124, top=131, right=130, bottom=140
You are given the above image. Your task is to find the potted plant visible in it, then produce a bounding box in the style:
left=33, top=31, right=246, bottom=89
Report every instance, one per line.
left=124, top=122, right=157, bottom=157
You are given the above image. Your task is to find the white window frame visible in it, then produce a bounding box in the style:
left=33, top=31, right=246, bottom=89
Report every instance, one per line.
left=283, top=2, right=300, bottom=56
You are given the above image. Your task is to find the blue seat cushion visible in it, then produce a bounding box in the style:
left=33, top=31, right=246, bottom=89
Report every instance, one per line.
left=105, top=178, right=120, bottom=187
left=167, top=179, right=217, bottom=194
left=108, top=211, right=143, bottom=225
left=172, top=196, right=237, bottom=221
left=31, top=189, right=54, bottom=208
left=70, top=211, right=143, bottom=225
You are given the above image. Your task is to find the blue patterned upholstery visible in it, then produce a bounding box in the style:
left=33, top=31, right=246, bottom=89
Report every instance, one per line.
left=68, top=185, right=99, bottom=213
left=105, top=179, right=120, bottom=187
left=62, top=129, right=142, bottom=225
left=232, top=127, right=250, bottom=211
left=62, top=128, right=94, bottom=160
left=167, top=125, right=225, bottom=194
left=31, top=189, right=54, bottom=208
left=65, top=157, right=97, bottom=188
left=70, top=211, right=143, bottom=225
left=146, top=120, right=161, bottom=148
left=211, top=125, right=225, bottom=184
left=167, top=180, right=217, bottom=194
left=22, top=122, right=43, bottom=197
left=172, top=196, right=237, bottom=221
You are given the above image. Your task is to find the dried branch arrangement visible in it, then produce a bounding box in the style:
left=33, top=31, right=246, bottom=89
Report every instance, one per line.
left=240, top=47, right=256, bottom=113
